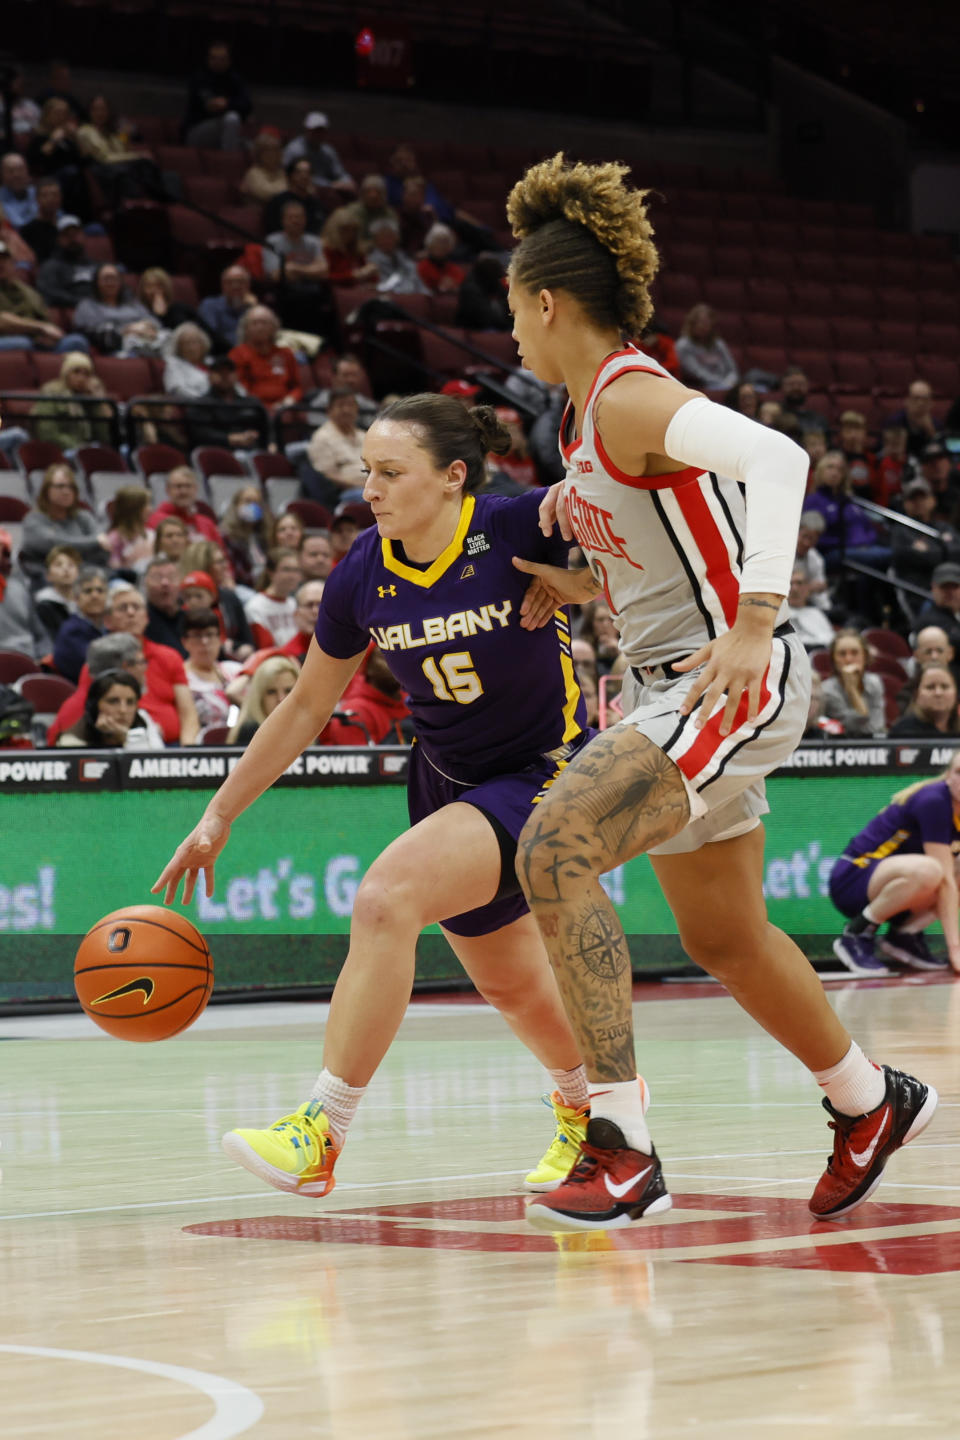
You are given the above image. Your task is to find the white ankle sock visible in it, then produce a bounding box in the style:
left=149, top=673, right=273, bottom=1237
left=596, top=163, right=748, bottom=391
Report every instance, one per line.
left=813, top=1041, right=886, bottom=1117
left=310, top=1068, right=365, bottom=1147
left=588, top=1079, right=652, bottom=1153
left=549, top=1064, right=589, bottom=1109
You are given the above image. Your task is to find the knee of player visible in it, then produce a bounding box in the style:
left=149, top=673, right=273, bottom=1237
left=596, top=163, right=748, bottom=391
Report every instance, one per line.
left=352, top=870, right=422, bottom=933
left=916, top=857, right=945, bottom=895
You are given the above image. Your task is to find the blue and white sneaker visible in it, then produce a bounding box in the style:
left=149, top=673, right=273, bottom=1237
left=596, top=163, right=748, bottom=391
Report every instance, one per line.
left=832, top=933, right=894, bottom=977
left=879, top=931, right=950, bottom=971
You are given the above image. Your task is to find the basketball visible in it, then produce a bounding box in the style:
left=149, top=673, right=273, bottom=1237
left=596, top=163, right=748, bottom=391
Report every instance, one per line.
left=74, top=905, right=214, bottom=1042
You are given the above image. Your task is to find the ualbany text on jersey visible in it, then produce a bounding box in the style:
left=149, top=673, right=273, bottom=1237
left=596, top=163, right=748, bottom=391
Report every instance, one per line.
left=370, top=600, right=513, bottom=652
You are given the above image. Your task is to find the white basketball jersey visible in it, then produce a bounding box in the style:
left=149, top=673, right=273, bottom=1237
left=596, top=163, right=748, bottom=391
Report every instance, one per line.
left=560, top=345, right=750, bottom=668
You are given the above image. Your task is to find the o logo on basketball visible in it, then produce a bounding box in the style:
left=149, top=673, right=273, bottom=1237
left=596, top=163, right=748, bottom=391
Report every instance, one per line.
left=107, top=926, right=132, bottom=953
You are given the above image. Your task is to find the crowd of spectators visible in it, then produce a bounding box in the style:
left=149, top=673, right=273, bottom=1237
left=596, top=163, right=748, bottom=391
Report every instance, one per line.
left=1, top=51, right=960, bottom=752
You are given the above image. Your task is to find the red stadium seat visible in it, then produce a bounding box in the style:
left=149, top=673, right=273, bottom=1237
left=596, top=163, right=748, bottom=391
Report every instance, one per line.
left=93, top=357, right=155, bottom=401
left=702, top=276, right=746, bottom=311
left=837, top=255, right=881, bottom=286
left=670, top=242, right=713, bottom=275
left=832, top=352, right=876, bottom=389
left=880, top=258, right=919, bottom=289
left=171, top=275, right=200, bottom=309
left=790, top=281, right=835, bottom=317
left=0, top=496, right=28, bottom=521
left=789, top=349, right=835, bottom=387
left=286, top=500, right=333, bottom=529
left=191, top=447, right=248, bottom=482
left=156, top=145, right=204, bottom=175
left=800, top=225, right=838, bottom=253
left=786, top=316, right=831, bottom=349
left=752, top=250, right=795, bottom=282
left=831, top=319, right=876, bottom=351
left=712, top=246, right=753, bottom=277
left=251, top=451, right=296, bottom=483
left=468, top=331, right=519, bottom=369
left=863, top=629, right=912, bottom=660
left=746, top=278, right=791, bottom=313
left=74, top=446, right=130, bottom=482
left=875, top=288, right=918, bottom=323
left=916, top=356, right=960, bottom=396
left=16, top=439, right=66, bottom=476
left=794, top=254, right=835, bottom=284
left=742, top=346, right=788, bottom=378
left=29, top=353, right=64, bottom=387
left=832, top=284, right=875, bottom=319
left=657, top=272, right=701, bottom=309
left=875, top=321, right=918, bottom=353
left=0, top=649, right=43, bottom=684
left=19, top=674, right=76, bottom=712
left=810, top=650, right=833, bottom=679
left=918, top=292, right=959, bottom=325
left=874, top=355, right=918, bottom=393
left=918, top=324, right=960, bottom=357
left=0, top=352, right=35, bottom=390
left=743, top=313, right=787, bottom=345
left=755, top=220, right=794, bottom=251
left=183, top=176, right=233, bottom=211
left=714, top=219, right=756, bottom=248
left=134, top=443, right=186, bottom=479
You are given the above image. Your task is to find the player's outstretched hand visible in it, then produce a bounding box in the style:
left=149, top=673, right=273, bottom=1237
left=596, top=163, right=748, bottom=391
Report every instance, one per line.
left=151, top=812, right=232, bottom=907
left=673, top=629, right=772, bottom=736
left=513, top=558, right=599, bottom=629
left=537, top=483, right=573, bottom=541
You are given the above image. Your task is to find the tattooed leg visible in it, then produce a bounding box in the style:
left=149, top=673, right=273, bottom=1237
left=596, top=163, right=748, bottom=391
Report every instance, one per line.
left=517, top=726, right=689, bottom=1082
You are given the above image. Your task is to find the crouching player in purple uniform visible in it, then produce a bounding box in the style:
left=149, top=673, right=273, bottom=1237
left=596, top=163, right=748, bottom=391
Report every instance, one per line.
left=831, top=753, right=960, bottom=977
left=153, top=395, right=648, bottom=1197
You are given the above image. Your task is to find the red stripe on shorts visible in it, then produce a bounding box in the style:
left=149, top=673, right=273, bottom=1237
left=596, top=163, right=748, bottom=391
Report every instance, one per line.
left=677, top=664, right=772, bottom=784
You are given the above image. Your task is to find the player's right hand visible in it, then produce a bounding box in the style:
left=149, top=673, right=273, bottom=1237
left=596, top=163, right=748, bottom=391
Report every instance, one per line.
left=151, top=812, right=232, bottom=907
left=538, top=483, right=573, bottom=541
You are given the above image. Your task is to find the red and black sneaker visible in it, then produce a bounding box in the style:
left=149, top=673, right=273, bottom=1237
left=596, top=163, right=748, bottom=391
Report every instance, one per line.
left=526, top=1117, right=672, bottom=1233
left=810, top=1065, right=938, bottom=1221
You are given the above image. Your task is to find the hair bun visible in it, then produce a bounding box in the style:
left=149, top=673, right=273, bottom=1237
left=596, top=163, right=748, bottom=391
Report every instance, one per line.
left=469, top=404, right=512, bottom=457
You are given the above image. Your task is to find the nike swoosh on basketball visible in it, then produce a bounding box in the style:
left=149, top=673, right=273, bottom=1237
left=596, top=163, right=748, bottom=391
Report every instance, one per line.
left=604, top=1163, right=653, bottom=1199
left=93, top=977, right=155, bottom=1006
left=849, top=1111, right=891, bottom=1169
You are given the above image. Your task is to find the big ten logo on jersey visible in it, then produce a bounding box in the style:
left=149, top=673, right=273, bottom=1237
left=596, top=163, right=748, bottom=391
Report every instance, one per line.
left=575, top=459, right=594, bottom=473
left=566, top=484, right=643, bottom=571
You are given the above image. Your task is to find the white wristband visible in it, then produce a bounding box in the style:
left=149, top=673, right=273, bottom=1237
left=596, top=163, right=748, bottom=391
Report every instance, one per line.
left=663, top=396, right=808, bottom=597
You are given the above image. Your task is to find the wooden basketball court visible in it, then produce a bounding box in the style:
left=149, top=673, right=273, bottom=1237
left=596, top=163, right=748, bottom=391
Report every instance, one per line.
left=2, top=974, right=958, bottom=1438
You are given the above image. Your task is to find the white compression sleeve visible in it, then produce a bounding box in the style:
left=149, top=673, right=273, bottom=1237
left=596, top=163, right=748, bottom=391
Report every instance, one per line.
left=662, top=396, right=809, bottom=597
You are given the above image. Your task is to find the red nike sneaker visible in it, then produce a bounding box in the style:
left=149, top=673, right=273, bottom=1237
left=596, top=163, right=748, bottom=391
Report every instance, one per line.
left=526, top=1118, right=672, bottom=1232
left=809, top=1065, right=939, bottom=1221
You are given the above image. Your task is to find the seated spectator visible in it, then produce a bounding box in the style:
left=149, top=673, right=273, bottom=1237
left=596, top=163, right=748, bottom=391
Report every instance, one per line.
left=639, top=314, right=679, bottom=378
left=33, top=543, right=80, bottom=644
left=329, top=506, right=365, bottom=564
left=274, top=577, right=325, bottom=661
left=142, top=554, right=185, bottom=654
left=727, top=380, right=759, bottom=417
left=52, top=564, right=109, bottom=680
left=367, top=217, right=428, bottom=295
left=282, top=113, right=354, bottom=195
left=0, top=203, right=37, bottom=273
left=889, top=664, right=960, bottom=738
left=138, top=268, right=196, bottom=332
left=455, top=252, right=510, bottom=330
left=178, top=540, right=254, bottom=659
left=197, top=265, right=256, bottom=355
left=836, top=410, right=879, bottom=500
left=913, top=562, right=960, bottom=651
left=318, top=645, right=410, bottom=745
left=36, top=216, right=97, bottom=307
left=263, top=158, right=327, bottom=237
left=416, top=224, right=465, bottom=295
left=786, top=564, right=835, bottom=650
left=305, top=351, right=378, bottom=426
left=147, top=467, right=225, bottom=547
left=180, top=606, right=242, bottom=729
left=240, top=130, right=288, bottom=207
left=919, top=442, right=960, bottom=525
left=319, top=208, right=378, bottom=287
left=527, top=384, right=568, bottom=484
left=25, top=98, right=86, bottom=217
left=185, top=355, right=266, bottom=452
left=73, top=263, right=164, bottom=356
left=758, top=399, right=782, bottom=428
left=20, top=462, right=109, bottom=588
left=163, top=321, right=211, bottom=398
left=153, top=515, right=190, bottom=567
left=577, top=599, right=621, bottom=677
left=262, top=199, right=332, bottom=336
left=675, top=303, right=739, bottom=391
left=105, top=485, right=155, bottom=573
left=779, top=366, right=827, bottom=434
left=821, top=629, right=886, bottom=737
left=56, top=667, right=164, bottom=749
left=31, top=351, right=112, bottom=450
left=220, top=484, right=272, bottom=591
left=0, top=239, right=89, bottom=353
left=891, top=478, right=960, bottom=594
left=0, top=529, right=48, bottom=657
left=0, top=153, right=38, bottom=230
left=803, top=671, right=844, bottom=740
left=804, top=451, right=888, bottom=565
left=227, top=653, right=300, bottom=744
left=876, top=424, right=913, bottom=507
left=243, top=547, right=302, bottom=645
left=796, top=510, right=830, bottom=610
left=102, top=585, right=199, bottom=743
left=886, top=380, right=943, bottom=459
left=491, top=407, right=537, bottom=488
left=18, top=177, right=64, bottom=264
left=230, top=306, right=301, bottom=411
left=0, top=69, right=41, bottom=141
left=272, top=510, right=305, bottom=551
left=571, top=636, right=599, bottom=727
left=344, top=174, right=398, bottom=244
left=35, top=60, right=87, bottom=123
left=912, top=626, right=956, bottom=676
left=182, top=40, right=251, bottom=150
left=299, top=531, right=333, bottom=582
left=803, top=428, right=827, bottom=481
left=304, top=388, right=366, bottom=506
left=76, top=95, right=161, bottom=207
left=397, top=175, right=435, bottom=254
left=384, top=143, right=454, bottom=223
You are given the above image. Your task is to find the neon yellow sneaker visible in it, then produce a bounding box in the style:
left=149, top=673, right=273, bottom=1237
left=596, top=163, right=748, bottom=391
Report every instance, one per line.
left=221, top=1100, right=340, bottom=1197
left=524, top=1076, right=651, bottom=1192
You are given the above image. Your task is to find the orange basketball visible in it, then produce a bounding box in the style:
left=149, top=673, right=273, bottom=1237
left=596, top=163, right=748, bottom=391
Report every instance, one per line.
left=74, top=905, right=213, bottom=1042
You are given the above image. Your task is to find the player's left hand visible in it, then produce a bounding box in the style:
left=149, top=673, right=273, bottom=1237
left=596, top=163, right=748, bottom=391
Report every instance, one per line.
left=513, top=558, right=598, bottom=629
left=673, top=629, right=772, bottom=735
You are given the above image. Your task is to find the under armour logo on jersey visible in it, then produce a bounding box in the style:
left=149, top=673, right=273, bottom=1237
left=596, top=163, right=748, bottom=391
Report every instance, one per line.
left=465, top=532, right=490, bottom=556
left=459, top=564, right=476, bottom=580
left=378, top=584, right=397, bottom=598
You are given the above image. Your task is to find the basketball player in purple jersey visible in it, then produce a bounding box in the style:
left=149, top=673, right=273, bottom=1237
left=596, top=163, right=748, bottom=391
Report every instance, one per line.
left=501, top=154, right=936, bottom=1231
left=154, top=395, right=650, bottom=1198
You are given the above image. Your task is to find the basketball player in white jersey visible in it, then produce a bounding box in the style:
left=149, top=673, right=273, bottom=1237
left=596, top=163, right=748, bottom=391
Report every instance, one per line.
left=505, top=153, right=937, bottom=1232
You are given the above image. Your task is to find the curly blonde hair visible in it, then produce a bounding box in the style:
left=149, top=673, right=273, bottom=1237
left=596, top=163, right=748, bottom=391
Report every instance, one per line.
left=506, top=153, right=658, bottom=338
